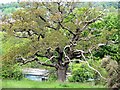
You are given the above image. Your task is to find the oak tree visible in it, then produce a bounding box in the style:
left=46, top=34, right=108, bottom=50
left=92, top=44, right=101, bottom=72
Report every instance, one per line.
left=2, top=2, right=110, bottom=82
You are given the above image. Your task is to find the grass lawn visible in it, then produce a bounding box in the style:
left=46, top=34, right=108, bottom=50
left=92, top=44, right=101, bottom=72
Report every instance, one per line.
left=2, top=79, right=105, bottom=88
left=0, top=79, right=2, bottom=89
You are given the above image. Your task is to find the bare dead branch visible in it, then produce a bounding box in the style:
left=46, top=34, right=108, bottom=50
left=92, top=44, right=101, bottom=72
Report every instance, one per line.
left=81, top=53, right=106, bottom=80
left=63, top=44, right=72, bottom=67
left=68, top=59, right=107, bottom=80
left=85, top=61, right=106, bottom=80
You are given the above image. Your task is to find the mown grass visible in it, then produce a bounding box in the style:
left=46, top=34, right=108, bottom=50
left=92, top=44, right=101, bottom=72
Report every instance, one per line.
left=0, top=79, right=2, bottom=89
left=2, top=79, right=105, bottom=88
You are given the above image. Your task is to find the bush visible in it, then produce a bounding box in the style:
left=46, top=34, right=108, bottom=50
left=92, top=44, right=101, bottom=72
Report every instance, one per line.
left=1, top=46, right=25, bottom=80
left=68, top=62, right=94, bottom=82
left=1, top=48, right=23, bottom=80
left=2, top=63, right=23, bottom=80
left=2, top=57, right=23, bottom=80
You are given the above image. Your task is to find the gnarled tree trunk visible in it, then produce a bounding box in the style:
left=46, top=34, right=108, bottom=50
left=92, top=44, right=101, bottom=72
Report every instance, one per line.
left=57, top=65, right=68, bottom=82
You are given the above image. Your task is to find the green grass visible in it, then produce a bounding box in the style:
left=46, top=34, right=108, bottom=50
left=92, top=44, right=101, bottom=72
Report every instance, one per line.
left=0, top=79, right=2, bottom=89
left=2, top=79, right=105, bottom=88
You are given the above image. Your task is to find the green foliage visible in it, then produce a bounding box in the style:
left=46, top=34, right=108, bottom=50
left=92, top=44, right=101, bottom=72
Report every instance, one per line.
left=2, top=7, right=17, bottom=15
left=101, top=56, right=120, bottom=88
left=68, top=59, right=107, bottom=84
left=68, top=63, right=94, bottom=82
left=1, top=32, right=30, bottom=80
left=43, top=30, right=69, bottom=49
left=1, top=2, right=109, bottom=56
left=74, top=13, right=119, bottom=51
left=89, top=58, right=108, bottom=85
left=90, top=13, right=119, bottom=30
left=48, top=70, right=57, bottom=81
left=104, top=14, right=119, bottom=30
left=89, top=10, right=120, bottom=88
left=92, top=29, right=119, bottom=62
left=90, top=13, right=120, bottom=62
left=2, top=63, right=23, bottom=80
left=94, top=44, right=120, bottom=62
left=1, top=2, right=119, bottom=83
left=1, top=50, right=23, bottom=80
left=0, top=2, right=19, bottom=15
left=2, top=37, right=29, bottom=55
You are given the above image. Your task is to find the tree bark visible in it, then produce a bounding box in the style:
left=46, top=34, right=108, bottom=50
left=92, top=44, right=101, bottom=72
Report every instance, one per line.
left=57, top=66, right=67, bottom=82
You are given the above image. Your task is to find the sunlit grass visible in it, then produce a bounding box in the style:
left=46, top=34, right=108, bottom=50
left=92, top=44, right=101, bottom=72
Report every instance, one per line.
left=2, top=79, right=105, bottom=88
left=0, top=79, right=2, bottom=89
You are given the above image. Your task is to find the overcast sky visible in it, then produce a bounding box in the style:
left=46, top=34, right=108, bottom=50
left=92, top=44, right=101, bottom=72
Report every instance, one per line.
left=0, top=0, right=17, bottom=4
left=0, top=0, right=119, bottom=4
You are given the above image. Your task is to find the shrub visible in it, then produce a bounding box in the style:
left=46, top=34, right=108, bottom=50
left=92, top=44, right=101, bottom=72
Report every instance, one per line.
left=68, top=62, right=94, bottom=82
left=2, top=63, right=23, bottom=80
left=2, top=48, right=23, bottom=80
left=1, top=45, right=25, bottom=80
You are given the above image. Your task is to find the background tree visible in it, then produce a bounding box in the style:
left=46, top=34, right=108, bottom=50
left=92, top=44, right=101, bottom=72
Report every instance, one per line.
left=89, top=5, right=120, bottom=88
left=101, top=56, right=120, bottom=88
left=0, top=32, right=30, bottom=79
left=2, top=2, right=115, bottom=82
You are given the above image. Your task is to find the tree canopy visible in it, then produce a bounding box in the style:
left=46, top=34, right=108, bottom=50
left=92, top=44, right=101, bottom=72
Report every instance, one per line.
left=1, top=2, right=119, bottom=85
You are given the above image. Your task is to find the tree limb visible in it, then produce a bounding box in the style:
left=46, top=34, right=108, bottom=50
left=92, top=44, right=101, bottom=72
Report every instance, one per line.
left=36, top=59, right=56, bottom=68
left=67, top=59, right=106, bottom=80
left=46, top=25, right=57, bottom=30
left=58, top=22, right=75, bottom=36
left=80, top=13, right=104, bottom=32
left=81, top=53, right=106, bottom=80
left=17, top=55, right=56, bottom=68
left=85, top=61, right=106, bottom=80
left=38, top=15, right=47, bottom=22
left=57, top=2, right=62, bottom=14
left=85, top=13, right=104, bottom=25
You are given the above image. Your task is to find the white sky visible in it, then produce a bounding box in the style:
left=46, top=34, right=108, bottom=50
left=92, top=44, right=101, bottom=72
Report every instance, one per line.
left=0, top=0, right=17, bottom=4
left=0, top=0, right=119, bottom=4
